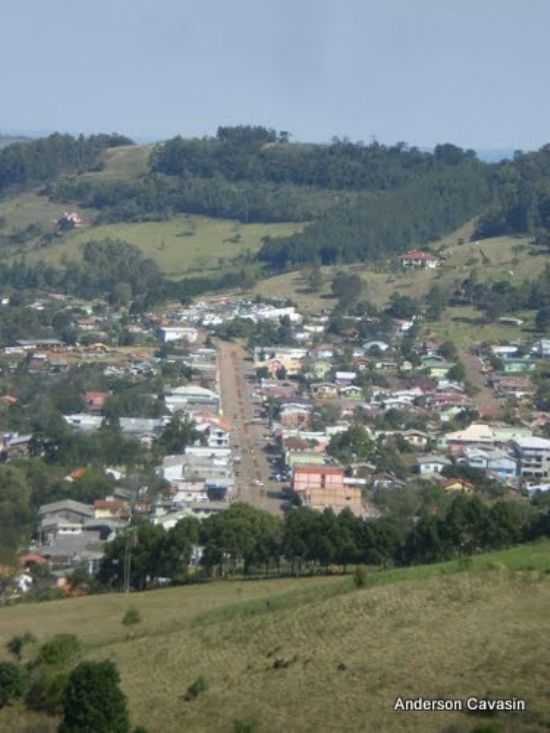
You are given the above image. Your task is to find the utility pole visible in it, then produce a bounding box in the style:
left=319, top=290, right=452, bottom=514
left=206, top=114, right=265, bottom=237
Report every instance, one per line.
left=122, top=482, right=140, bottom=593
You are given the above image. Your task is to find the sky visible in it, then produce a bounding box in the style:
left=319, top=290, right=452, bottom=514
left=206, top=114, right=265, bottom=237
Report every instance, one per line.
left=2, top=0, right=550, bottom=150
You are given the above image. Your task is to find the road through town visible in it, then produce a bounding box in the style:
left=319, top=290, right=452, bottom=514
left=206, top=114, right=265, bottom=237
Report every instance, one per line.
left=217, top=340, right=283, bottom=514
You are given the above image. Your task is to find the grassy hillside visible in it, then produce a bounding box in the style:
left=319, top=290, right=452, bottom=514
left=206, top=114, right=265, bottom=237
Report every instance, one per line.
left=0, top=193, right=91, bottom=233
left=82, top=144, right=153, bottom=182
left=0, top=144, right=303, bottom=275
left=22, top=216, right=302, bottom=276
left=252, top=228, right=542, bottom=324
left=1, top=542, right=550, bottom=732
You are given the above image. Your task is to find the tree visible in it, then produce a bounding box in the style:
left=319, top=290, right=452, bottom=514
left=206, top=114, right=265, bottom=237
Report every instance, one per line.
left=425, top=285, right=447, bottom=320
left=59, top=660, right=130, bottom=733
left=328, top=425, right=374, bottom=464
left=447, top=361, right=466, bottom=382
left=305, top=265, right=323, bottom=292
left=387, top=293, right=418, bottom=319
left=439, top=340, right=458, bottom=360
left=331, top=272, right=363, bottom=307
left=155, top=415, right=200, bottom=455
left=0, top=662, right=27, bottom=707
left=536, top=305, right=550, bottom=332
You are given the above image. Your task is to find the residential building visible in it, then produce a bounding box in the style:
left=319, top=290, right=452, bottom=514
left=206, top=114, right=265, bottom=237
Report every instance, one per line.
left=417, top=454, right=451, bottom=476
left=292, top=465, right=363, bottom=516
left=512, top=437, right=550, bottom=482
left=400, top=250, right=439, bottom=269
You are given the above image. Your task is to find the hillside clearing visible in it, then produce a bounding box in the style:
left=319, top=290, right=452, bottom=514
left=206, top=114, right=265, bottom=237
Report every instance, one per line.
left=17, top=216, right=303, bottom=276
left=251, top=232, right=539, bottom=317
left=81, top=144, right=153, bottom=182
left=1, top=543, right=550, bottom=732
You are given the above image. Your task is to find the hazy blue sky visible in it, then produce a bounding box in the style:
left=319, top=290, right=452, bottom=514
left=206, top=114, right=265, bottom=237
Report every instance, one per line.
left=3, top=0, right=549, bottom=148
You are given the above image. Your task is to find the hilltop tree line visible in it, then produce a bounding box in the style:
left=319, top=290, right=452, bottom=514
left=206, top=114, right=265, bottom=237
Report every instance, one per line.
left=474, top=144, right=550, bottom=243
left=0, top=133, right=133, bottom=191
left=99, top=497, right=550, bottom=589
left=151, top=126, right=478, bottom=191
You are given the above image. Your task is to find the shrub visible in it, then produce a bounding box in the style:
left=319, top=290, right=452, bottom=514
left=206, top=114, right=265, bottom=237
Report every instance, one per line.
left=353, top=565, right=368, bottom=589
left=59, top=660, right=130, bottom=733
left=26, top=670, right=69, bottom=714
left=233, top=720, right=258, bottom=733
left=37, top=634, right=81, bottom=667
left=122, top=607, right=141, bottom=626
left=0, top=661, right=27, bottom=707
left=184, top=676, right=208, bottom=701
left=6, top=631, right=36, bottom=661
left=457, top=555, right=473, bottom=571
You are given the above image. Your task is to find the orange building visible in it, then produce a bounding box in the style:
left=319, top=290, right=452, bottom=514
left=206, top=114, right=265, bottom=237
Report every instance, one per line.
left=292, top=465, right=363, bottom=516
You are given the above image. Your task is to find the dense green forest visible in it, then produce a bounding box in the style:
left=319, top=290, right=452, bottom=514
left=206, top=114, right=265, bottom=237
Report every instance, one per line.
left=151, top=126, right=478, bottom=190
left=0, top=133, right=133, bottom=191
left=474, top=145, right=550, bottom=240
left=49, top=174, right=336, bottom=223
left=260, top=162, right=489, bottom=267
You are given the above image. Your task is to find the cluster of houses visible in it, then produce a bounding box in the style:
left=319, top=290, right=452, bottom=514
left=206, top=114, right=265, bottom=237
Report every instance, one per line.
left=4, top=286, right=550, bottom=593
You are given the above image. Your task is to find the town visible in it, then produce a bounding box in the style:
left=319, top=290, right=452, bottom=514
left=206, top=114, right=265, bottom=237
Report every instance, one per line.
left=1, top=251, right=550, bottom=599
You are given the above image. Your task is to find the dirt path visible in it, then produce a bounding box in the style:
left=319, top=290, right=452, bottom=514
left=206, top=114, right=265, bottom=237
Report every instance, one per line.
left=217, top=340, right=283, bottom=514
left=460, top=349, right=502, bottom=418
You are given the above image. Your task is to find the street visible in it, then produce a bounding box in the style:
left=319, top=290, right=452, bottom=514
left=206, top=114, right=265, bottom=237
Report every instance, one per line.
left=217, top=340, right=284, bottom=514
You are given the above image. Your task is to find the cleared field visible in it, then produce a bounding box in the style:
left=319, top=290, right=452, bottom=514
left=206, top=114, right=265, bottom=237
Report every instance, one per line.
left=24, top=216, right=302, bottom=276
left=251, top=232, right=540, bottom=315
left=1, top=542, right=550, bottom=732
left=82, top=144, right=153, bottom=182
left=0, top=193, right=90, bottom=234
left=426, top=305, right=535, bottom=348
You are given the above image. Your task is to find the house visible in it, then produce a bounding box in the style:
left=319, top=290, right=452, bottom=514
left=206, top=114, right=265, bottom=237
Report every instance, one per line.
left=310, top=383, right=339, bottom=399
left=511, top=437, right=550, bottom=482
left=334, top=371, right=357, bottom=386
left=531, top=339, right=550, bottom=358
left=160, top=326, right=199, bottom=344
left=292, top=465, right=363, bottom=516
left=459, top=447, right=518, bottom=481
left=417, top=454, right=451, bottom=476
left=440, top=478, right=475, bottom=494
left=338, top=385, right=363, bottom=400
left=195, top=417, right=231, bottom=448
left=279, top=403, right=312, bottom=429
left=165, top=385, right=220, bottom=414
left=400, top=250, right=439, bottom=269
left=94, top=500, right=130, bottom=520
left=500, top=357, right=535, bottom=375
left=38, top=500, right=94, bottom=525
left=253, top=347, right=307, bottom=376
left=401, top=430, right=429, bottom=449
left=490, top=376, right=534, bottom=400
left=0, top=433, right=32, bottom=460
left=421, top=357, right=454, bottom=379
left=84, top=391, right=109, bottom=412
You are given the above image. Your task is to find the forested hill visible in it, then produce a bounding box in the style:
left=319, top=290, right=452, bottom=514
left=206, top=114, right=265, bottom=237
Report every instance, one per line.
left=474, top=145, right=550, bottom=243
left=0, top=132, right=133, bottom=191
left=151, top=126, right=479, bottom=191
left=5, top=125, right=550, bottom=272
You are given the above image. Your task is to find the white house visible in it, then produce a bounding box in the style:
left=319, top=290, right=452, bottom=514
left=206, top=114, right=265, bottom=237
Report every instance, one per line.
left=417, top=454, right=451, bottom=476
left=160, top=326, right=199, bottom=344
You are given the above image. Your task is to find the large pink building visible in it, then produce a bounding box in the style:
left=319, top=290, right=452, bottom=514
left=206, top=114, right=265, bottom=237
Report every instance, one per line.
left=292, top=465, right=363, bottom=516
